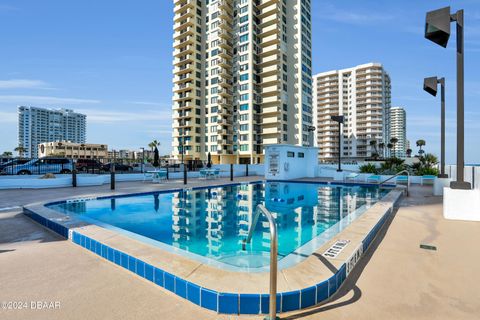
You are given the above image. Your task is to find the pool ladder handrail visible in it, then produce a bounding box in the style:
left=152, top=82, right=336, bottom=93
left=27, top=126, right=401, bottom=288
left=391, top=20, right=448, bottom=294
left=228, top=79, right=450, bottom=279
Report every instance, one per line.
left=242, top=204, right=278, bottom=320
left=378, top=169, right=410, bottom=196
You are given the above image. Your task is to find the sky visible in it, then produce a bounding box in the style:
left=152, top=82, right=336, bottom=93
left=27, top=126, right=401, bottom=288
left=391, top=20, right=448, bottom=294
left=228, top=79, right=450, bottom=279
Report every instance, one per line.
left=0, top=0, right=479, bottom=163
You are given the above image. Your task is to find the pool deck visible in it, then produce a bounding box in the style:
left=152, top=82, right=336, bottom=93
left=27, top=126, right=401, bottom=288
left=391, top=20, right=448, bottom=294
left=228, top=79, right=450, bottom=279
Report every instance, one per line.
left=1, top=178, right=480, bottom=319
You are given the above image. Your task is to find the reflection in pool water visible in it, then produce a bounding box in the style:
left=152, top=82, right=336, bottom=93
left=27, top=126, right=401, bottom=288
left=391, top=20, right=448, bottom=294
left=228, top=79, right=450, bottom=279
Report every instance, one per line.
left=48, top=182, right=387, bottom=269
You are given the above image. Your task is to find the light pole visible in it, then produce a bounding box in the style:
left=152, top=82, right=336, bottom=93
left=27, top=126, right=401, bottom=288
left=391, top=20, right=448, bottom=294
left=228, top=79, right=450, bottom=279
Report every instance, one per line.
left=425, top=6, right=470, bottom=189
left=424, top=76, right=448, bottom=178
left=331, top=115, right=344, bottom=172
left=307, top=125, right=316, bottom=147
left=140, top=147, right=145, bottom=173
left=179, top=138, right=186, bottom=185
left=179, top=138, right=184, bottom=165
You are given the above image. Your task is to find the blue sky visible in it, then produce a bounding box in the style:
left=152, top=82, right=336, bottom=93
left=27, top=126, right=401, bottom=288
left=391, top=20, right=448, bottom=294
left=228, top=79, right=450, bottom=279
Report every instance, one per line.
left=0, top=0, right=479, bottom=163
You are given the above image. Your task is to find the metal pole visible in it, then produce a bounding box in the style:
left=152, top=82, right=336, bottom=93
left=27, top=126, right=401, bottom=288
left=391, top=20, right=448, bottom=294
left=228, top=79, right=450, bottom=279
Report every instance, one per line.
left=246, top=164, right=249, bottom=177
left=439, top=78, right=448, bottom=178
left=183, top=163, right=187, bottom=185
left=243, top=205, right=278, bottom=320
left=142, top=148, right=145, bottom=174
left=451, top=10, right=470, bottom=189
left=72, top=169, right=77, bottom=187
left=110, top=163, right=115, bottom=190
left=230, top=164, right=233, bottom=181
left=337, top=121, right=342, bottom=172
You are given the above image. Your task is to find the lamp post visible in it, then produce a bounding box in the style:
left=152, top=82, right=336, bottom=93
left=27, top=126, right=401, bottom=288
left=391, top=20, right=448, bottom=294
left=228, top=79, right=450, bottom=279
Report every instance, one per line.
left=307, top=125, right=316, bottom=147
left=423, top=76, right=448, bottom=178
left=425, top=6, right=470, bottom=189
left=140, top=147, right=145, bottom=173
left=179, top=138, right=186, bottom=185
left=179, top=138, right=184, bottom=165
left=331, top=115, right=344, bottom=172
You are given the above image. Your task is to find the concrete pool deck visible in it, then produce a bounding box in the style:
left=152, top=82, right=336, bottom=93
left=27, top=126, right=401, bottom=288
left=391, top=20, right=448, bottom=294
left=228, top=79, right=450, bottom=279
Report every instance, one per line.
left=1, top=179, right=480, bottom=319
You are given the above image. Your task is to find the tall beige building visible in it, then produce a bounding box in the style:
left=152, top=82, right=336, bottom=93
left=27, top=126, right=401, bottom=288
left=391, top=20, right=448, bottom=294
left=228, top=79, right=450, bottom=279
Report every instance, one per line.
left=172, top=0, right=313, bottom=165
left=389, top=106, right=407, bottom=158
left=313, top=63, right=391, bottom=162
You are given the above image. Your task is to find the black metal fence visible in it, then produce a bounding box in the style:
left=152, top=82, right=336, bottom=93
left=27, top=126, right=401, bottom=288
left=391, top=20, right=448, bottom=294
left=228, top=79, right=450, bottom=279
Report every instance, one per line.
left=0, top=157, right=204, bottom=176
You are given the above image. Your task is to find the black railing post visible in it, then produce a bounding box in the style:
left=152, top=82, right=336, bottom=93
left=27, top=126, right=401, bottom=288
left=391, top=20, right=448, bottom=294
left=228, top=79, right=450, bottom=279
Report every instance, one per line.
left=183, top=164, right=187, bottom=185
left=230, top=164, right=233, bottom=181
left=110, top=163, right=115, bottom=190
left=246, top=164, right=249, bottom=177
left=72, top=169, right=77, bottom=187
left=166, top=167, right=169, bottom=180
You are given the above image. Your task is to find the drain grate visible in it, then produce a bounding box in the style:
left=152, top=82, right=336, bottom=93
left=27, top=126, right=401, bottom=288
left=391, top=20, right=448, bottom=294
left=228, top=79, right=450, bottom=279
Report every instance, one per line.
left=420, top=244, right=437, bottom=251
left=323, top=239, right=350, bottom=258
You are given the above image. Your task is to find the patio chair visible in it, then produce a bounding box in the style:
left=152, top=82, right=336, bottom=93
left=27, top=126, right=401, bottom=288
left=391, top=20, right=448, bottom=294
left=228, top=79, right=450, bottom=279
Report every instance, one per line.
left=366, top=175, right=381, bottom=184
left=213, top=168, right=220, bottom=179
left=199, top=168, right=208, bottom=180
left=396, top=175, right=410, bottom=186
left=157, top=171, right=167, bottom=183
left=421, top=175, right=436, bottom=185
left=344, top=172, right=359, bottom=182
left=143, top=172, right=153, bottom=183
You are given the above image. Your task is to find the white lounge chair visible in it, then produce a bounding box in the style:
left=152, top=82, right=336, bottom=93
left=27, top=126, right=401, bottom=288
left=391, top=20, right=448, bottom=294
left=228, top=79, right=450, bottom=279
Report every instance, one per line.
left=421, top=175, right=436, bottom=185
left=344, top=172, right=360, bottom=182
left=396, top=175, right=409, bottom=186
left=366, top=175, right=381, bottom=184
left=152, top=170, right=167, bottom=183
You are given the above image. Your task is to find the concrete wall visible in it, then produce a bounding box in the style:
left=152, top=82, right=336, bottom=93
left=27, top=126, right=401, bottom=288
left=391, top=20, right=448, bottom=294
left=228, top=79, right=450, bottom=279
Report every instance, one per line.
left=265, top=145, right=318, bottom=180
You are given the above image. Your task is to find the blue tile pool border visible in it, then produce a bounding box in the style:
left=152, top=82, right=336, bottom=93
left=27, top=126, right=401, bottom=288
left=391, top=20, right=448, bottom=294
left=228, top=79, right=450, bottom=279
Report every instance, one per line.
left=23, top=186, right=402, bottom=315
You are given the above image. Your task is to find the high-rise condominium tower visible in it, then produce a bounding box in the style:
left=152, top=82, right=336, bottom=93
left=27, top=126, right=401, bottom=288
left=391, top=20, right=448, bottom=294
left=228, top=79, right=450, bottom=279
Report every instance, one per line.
left=18, top=106, right=86, bottom=158
left=172, top=0, right=313, bottom=165
left=313, top=63, right=391, bottom=162
left=389, top=106, right=407, bottom=158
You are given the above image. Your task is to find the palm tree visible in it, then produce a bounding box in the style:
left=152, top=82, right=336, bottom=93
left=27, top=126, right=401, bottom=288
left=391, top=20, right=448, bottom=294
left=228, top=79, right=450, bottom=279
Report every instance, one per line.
left=378, top=142, right=385, bottom=159
left=387, top=143, right=393, bottom=158
left=80, top=143, right=86, bottom=159
left=406, top=149, right=412, bottom=158
left=1, top=151, right=13, bottom=158
left=14, top=145, right=26, bottom=158
left=416, top=139, right=426, bottom=156
left=369, top=140, right=378, bottom=158
left=390, top=137, right=398, bottom=158
left=148, top=140, right=160, bottom=152
left=423, top=153, right=438, bottom=167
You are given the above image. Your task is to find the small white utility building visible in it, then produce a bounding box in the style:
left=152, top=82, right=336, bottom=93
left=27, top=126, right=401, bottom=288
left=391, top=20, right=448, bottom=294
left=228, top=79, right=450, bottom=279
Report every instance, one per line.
left=264, top=144, right=318, bottom=180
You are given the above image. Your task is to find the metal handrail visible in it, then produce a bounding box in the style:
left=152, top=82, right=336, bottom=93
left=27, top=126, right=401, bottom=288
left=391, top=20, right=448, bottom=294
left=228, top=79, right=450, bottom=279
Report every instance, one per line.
left=379, top=169, right=410, bottom=196
left=242, top=204, right=278, bottom=320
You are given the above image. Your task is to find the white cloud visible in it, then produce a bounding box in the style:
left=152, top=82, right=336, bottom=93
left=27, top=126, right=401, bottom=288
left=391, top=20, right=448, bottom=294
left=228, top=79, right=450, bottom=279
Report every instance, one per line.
left=0, top=95, right=100, bottom=104
left=76, top=109, right=171, bottom=123
left=314, top=4, right=395, bottom=25
left=0, top=79, right=53, bottom=89
left=130, top=101, right=167, bottom=107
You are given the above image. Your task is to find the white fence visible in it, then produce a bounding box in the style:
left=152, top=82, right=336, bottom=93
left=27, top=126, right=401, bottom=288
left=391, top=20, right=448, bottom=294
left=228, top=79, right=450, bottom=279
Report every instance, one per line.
left=2, top=163, right=476, bottom=190
left=444, top=165, right=480, bottom=190
left=0, top=164, right=266, bottom=189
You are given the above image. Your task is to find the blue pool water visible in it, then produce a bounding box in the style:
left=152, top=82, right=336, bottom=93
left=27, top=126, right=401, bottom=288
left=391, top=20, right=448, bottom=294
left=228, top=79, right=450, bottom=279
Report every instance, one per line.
left=47, top=182, right=388, bottom=270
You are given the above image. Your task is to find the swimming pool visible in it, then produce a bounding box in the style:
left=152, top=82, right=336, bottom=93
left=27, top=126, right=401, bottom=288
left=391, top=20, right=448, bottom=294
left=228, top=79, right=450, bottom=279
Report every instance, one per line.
left=47, top=181, right=388, bottom=271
